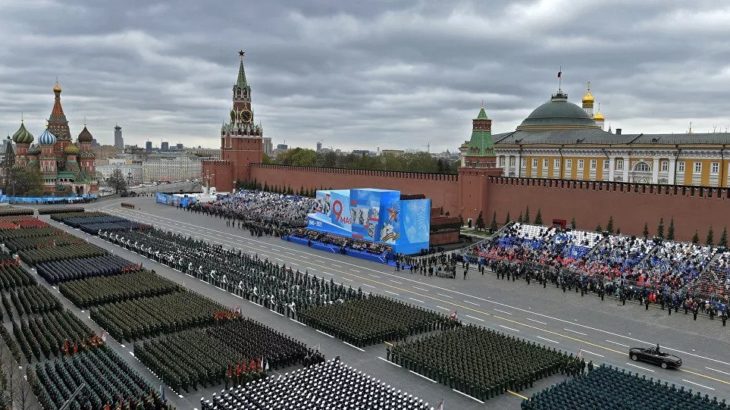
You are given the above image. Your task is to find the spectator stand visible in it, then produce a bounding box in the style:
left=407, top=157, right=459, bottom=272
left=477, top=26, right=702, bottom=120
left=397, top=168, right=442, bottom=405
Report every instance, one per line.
left=284, top=229, right=395, bottom=264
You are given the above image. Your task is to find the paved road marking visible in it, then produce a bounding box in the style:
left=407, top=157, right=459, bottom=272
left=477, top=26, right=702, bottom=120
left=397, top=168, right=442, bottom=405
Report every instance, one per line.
left=682, top=379, right=715, bottom=391
left=626, top=362, right=655, bottom=373
left=436, top=306, right=450, bottom=311
left=269, top=310, right=284, bottom=317
left=377, top=356, right=401, bottom=367
left=316, top=330, right=334, bottom=338
left=579, top=349, right=605, bottom=358
left=706, top=367, right=730, bottom=377
left=409, top=370, right=437, bottom=383
left=362, top=283, right=376, bottom=289
left=409, top=297, right=425, bottom=304
left=494, top=308, right=512, bottom=316
left=680, top=368, right=730, bottom=386
left=537, top=336, right=559, bottom=344
left=290, top=319, right=307, bottom=326
left=389, top=279, right=403, bottom=284
left=436, top=293, right=453, bottom=299
left=465, top=314, right=485, bottom=322
left=384, top=290, right=400, bottom=296
left=606, top=340, right=630, bottom=348
left=129, top=352, right=135, bottom=357
left=525, top=317, right=547, bottom=325
left=453, top=389, right=485, bottom=404
left=351, top=269, right=361, bottom=273
left=412, top=286, right=428, bottom=292
left=507, top=390, right=529, bottom=400
left=344, top=342, right=365, bottom=352
left=564, top=328, right=588, bottom=336
left=369, top=274, right=381, bottom=279
left=332, top=263, right=341, bottom=268
left=499, top=325, right=519, bottom=332
left=464, top=300, right=480, bottom=307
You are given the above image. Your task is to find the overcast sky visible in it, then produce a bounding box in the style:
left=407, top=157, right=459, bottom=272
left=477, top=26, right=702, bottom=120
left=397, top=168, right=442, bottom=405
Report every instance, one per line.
left=1, top=0, right=729, bottom=152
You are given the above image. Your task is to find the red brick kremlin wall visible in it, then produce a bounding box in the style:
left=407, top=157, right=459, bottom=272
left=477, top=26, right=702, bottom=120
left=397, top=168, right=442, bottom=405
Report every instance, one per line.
left=232, top=163, right=729, bottom=244
left=250, top=164, right=461, bottom=216
left=486, top=177, right=730, bottom=242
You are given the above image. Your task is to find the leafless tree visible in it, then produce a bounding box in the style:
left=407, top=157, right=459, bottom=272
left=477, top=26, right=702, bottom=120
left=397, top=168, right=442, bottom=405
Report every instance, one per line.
left=17, top=373, right=32, bottom=410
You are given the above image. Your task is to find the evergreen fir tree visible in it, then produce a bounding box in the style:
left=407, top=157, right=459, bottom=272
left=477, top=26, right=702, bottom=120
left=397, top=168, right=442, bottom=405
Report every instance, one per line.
left=692, top=231, right=700, bottom=244
left=706, top=226, right=714, bottom=246
left=518, top=212, right=524, bottom=223
left=606, top=216, right=614, bottom=234
left=642, top=223, right=649, bottom=238
left=534, top=209, right=543, bottom=225
left=505, top=212, right=511, bottom=225
left=490, top=211, right=498, bottom=232
left=667, top=218, right=675, bottom=240
left=570, top=217, right=576, bottom=230
left=476, top=211, right=485, bottom=231
left=719, top=227, right=728, bottom=248
left=595, top=224, right=603, bottom=232
left=657, top=217, right=665, bottom=239
left=524, top=206, right=530, bottom=224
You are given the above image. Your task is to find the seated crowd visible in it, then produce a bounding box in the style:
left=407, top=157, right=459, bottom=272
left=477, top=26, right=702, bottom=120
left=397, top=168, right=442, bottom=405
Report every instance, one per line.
left=286, top=228, right=393, bottom=257
left=466, top=222, right=729, bottom=319
left=188, top=190, right=316, bottom=230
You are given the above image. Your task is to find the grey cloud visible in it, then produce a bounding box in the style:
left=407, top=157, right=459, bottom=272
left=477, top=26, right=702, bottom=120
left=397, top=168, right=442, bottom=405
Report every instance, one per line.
left=1, top=0, right=730, bottom=150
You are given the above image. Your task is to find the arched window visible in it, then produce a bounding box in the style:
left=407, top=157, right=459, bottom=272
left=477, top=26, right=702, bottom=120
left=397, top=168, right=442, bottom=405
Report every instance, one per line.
left=634, top=162, right=650, bottom=172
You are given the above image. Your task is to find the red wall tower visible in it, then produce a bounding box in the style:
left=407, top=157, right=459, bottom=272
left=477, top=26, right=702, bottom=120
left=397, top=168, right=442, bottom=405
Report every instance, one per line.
left=202, top=50, right=263, bottom=191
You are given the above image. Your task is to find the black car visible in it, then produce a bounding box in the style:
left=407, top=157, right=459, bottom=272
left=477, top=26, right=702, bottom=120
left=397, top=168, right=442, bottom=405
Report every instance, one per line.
left=629, top=346, right=682, bottom=369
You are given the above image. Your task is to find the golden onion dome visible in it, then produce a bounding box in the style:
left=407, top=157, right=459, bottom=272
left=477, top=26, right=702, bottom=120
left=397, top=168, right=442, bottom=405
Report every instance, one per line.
left=582, top=90, right=594, bottom=103
left=64, top=143, right=80, bottom=155
left=593, top=112, right=605, bottom=121
left=53, top=81, right=62, bottom=93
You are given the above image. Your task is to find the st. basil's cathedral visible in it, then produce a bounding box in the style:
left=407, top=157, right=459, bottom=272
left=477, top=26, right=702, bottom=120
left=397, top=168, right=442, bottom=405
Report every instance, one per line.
left=10, top=81, right=97, bottom=195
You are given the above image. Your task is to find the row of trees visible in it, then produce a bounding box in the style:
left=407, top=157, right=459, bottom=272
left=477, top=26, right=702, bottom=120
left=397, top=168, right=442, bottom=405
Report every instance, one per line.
left=237, top=180, right=324, bottom=197
left=267, top=149, right=458, bottom=174
left=638, top=218, right=728, bottom=247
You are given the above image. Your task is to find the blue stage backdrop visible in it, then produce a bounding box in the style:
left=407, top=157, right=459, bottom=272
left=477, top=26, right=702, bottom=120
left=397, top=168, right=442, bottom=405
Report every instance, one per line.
left=307, top=188, right=430, bottom=254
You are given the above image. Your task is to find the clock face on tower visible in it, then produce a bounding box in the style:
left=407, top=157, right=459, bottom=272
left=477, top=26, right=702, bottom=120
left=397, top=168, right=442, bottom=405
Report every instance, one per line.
left=240, top=109, right=252, bottom=123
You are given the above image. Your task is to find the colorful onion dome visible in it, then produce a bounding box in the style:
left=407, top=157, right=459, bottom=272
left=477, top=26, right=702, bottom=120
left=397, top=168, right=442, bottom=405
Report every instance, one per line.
left=77, top=126, right=93, bottom=143
left=12, top=122, right=34, bottom=144
left=38, top=128, right=57, bottom=145
left=64, top=143, right=79, bottom=155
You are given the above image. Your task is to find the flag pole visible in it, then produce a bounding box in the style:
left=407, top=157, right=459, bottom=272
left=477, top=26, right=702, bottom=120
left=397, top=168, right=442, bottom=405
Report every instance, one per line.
left=558, top=65, right=562, bottom=91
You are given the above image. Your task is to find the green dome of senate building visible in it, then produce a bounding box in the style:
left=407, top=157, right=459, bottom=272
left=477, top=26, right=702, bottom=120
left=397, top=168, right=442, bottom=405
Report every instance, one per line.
left=518, top=91, right=598, bottom=130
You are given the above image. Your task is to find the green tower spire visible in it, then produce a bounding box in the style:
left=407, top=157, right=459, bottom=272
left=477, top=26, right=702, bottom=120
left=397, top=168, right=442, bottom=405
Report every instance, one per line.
left=237, top=50, right=247, bottom=88
left=466, top=106, right=494, bottom=156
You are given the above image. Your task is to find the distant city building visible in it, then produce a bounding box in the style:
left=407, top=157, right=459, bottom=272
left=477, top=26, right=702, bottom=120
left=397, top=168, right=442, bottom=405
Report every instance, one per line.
left=97, top=159, right=142, bottom=185
left=145, top=141, right=152, bottom=152
left=161, top=141, right=169, bottom=152
left=263, top=137, right=273, bottom=156
left=351, top=149, right=372, bottom=157
left=316, top=141, right=322, bottom=152
left=142, top=155, right=202, bottom=183
left=176, top=143, right=184, bottom=150
left=380, top=149, right=405, bottom=156
left=114, top=124, right=123, bottom=149
left=276, top=144, right=288, bottom=151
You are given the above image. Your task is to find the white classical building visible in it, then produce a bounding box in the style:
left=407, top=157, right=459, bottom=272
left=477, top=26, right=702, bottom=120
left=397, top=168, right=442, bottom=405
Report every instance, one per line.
left=142, top=155, right=202, bottom=183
